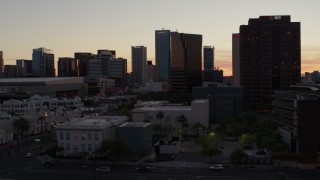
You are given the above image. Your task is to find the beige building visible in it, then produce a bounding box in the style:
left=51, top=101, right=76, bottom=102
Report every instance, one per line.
left=55, top=116, right=127, bottom=156
left=131, top=99, right=209, bottom=130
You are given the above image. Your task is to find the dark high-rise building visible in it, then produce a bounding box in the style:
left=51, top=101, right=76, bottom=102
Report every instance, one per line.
left=239, top=15, right=301, bottom=103
left=108, top=58, right=127, bottom=87
left=204, top=46, right=214, bottom=70
left=155, top=30, right=171, bottom=82
left=32, top=47, right=55, bottom=77
left=170, top=32, right=202, bottom=92
left=97, top=50, right=116, bottom=76
left=16, top=59, right=32, bottom=77
left=4, top=65, right=17, bottom=78
left=0, top=51, right=3, bottom=78
left=131, top=46, right=147, bottom=85
left=74, top=52, right=94, bottom=77
left=232, top=33, right=240, bottom=87
left=213, top=69, right=223, bottom=83
left=273, top=85, right=320, bottom=163
left=58, top=57, right=78, bottom=77
left=203, top=46, right=215, bottom=82
left=147, top=60, right=156, bottom=82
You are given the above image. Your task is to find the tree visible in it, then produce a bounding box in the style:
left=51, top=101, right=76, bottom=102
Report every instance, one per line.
left=12, top=117, right=30, bottom=152
left=272, top=172, right=286, bottom=180
left=12, top=118, right=23, bottom=152
left=20, top=118, right=30, bottom=151
left=195, top=134, right=213, bottom=148
left=156, top=111, right=164, bottom=140
left=178, top=115, right=189, bottom=138
left=193, top=122, right=206, bottom=136
left=201, top=147, right=221, bottom=163
left=98, top=138, right=129, bottom=161
left=230, top=148, right=249, bottom=165
left=239, top=134, right=255, bottom=149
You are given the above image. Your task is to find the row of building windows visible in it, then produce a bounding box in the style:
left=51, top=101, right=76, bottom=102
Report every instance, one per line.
left=60, top=143, right=99, bottom=151
left=59, top=132, right=100, bottom=141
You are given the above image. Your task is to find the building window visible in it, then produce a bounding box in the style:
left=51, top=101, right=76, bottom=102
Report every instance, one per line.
left=166, top=116, right=171, bottom=122
left=66, top=133, right=70, bottom=140
left=88, top=133, right=92, bottom=140
left=81, top=133, right=85, bottom=140
left=59, top=133, right=64, bottom=140
left=81, top=144, right=85, bottom=151
left=95, top=133, right=99, bottom=140
left=66, top=143, right=70, bottom=150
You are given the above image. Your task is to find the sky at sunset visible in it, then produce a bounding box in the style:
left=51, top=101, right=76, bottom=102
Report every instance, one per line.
left=1, top=0, right=320, bottom=76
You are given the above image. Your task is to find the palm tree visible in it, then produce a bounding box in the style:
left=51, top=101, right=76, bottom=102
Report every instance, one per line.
left=12, top=118, right=24, bottom=152
left=178, top=115, right=189, bottom=138
left=21, top=118, right=30, bottom=151
left=193, top=122, right=206, bottom=136
left=156, top=111, right=164, bottom=140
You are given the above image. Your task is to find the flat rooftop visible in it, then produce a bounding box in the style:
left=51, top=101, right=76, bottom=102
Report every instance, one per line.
left=132, top=106, right=191, bottom=113
left=119, top=122, right=151, bottom=128
left=0, top=77, right=84, bottom=85
left=56, top=116, right=127, bottom=130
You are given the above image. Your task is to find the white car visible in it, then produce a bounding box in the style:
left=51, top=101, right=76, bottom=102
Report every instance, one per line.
left=209, top=164, right=224, bottom=171
left=25, top=152, right=32, bottom=158
left=95, top=166, right=111, bottom=172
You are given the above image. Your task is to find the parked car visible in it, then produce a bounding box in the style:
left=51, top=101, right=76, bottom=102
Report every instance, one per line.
left=209, top=164, right=224, bottom=171
left=217, top=146, right=224, bottom=152
left=25, top=152, right=32, bottom=158
left=95, top=166, right=111, bottom=172
left=136, top=165, right=151, bottom=172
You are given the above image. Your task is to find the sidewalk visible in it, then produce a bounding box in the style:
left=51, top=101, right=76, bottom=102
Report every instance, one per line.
left=150, top=161, right=208, bottom=168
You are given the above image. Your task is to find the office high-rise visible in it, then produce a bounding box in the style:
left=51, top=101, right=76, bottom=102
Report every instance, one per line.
left=16, top=59, right=32, bottom=77
left=131, top=46, right=147, bottom=85
left=0, top=51, right=4, bottom=78
left=108, top=58, right=127, bottom=87
left=97, top=50, right=116, bottom=76
left=147, top=61, right=156, bottom=82
left=232, top=33, right=240, bottom=87
left=204, top=46, right=214, bottom=70
left=239, top=16, right=301, bottom=103
left=74, top=52, right=94, bottom=77
left=203, top=46, right=214, bottom=82
left=4, top=65, right=17, bottom=78
left=155, top=30, right=171, bottom=82
left=170, top=32, right=202, bottom=92
left=58, top=57, right=78, bottom=77
left=32, top=47, right=55, bottom=77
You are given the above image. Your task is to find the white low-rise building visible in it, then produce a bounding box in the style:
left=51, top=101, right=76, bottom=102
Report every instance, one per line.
left=1, top=95, right=82, bottom=116
left=131, top=99, right=209, bottom=130
left=56, top=116, right=127, bottom=156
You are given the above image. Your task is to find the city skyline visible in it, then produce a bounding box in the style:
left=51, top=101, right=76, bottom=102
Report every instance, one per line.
left=1, top=0, right=319, bottom=75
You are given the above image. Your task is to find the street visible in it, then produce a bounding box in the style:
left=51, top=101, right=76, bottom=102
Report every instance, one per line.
left=1, top=161, right=320, bottom=180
